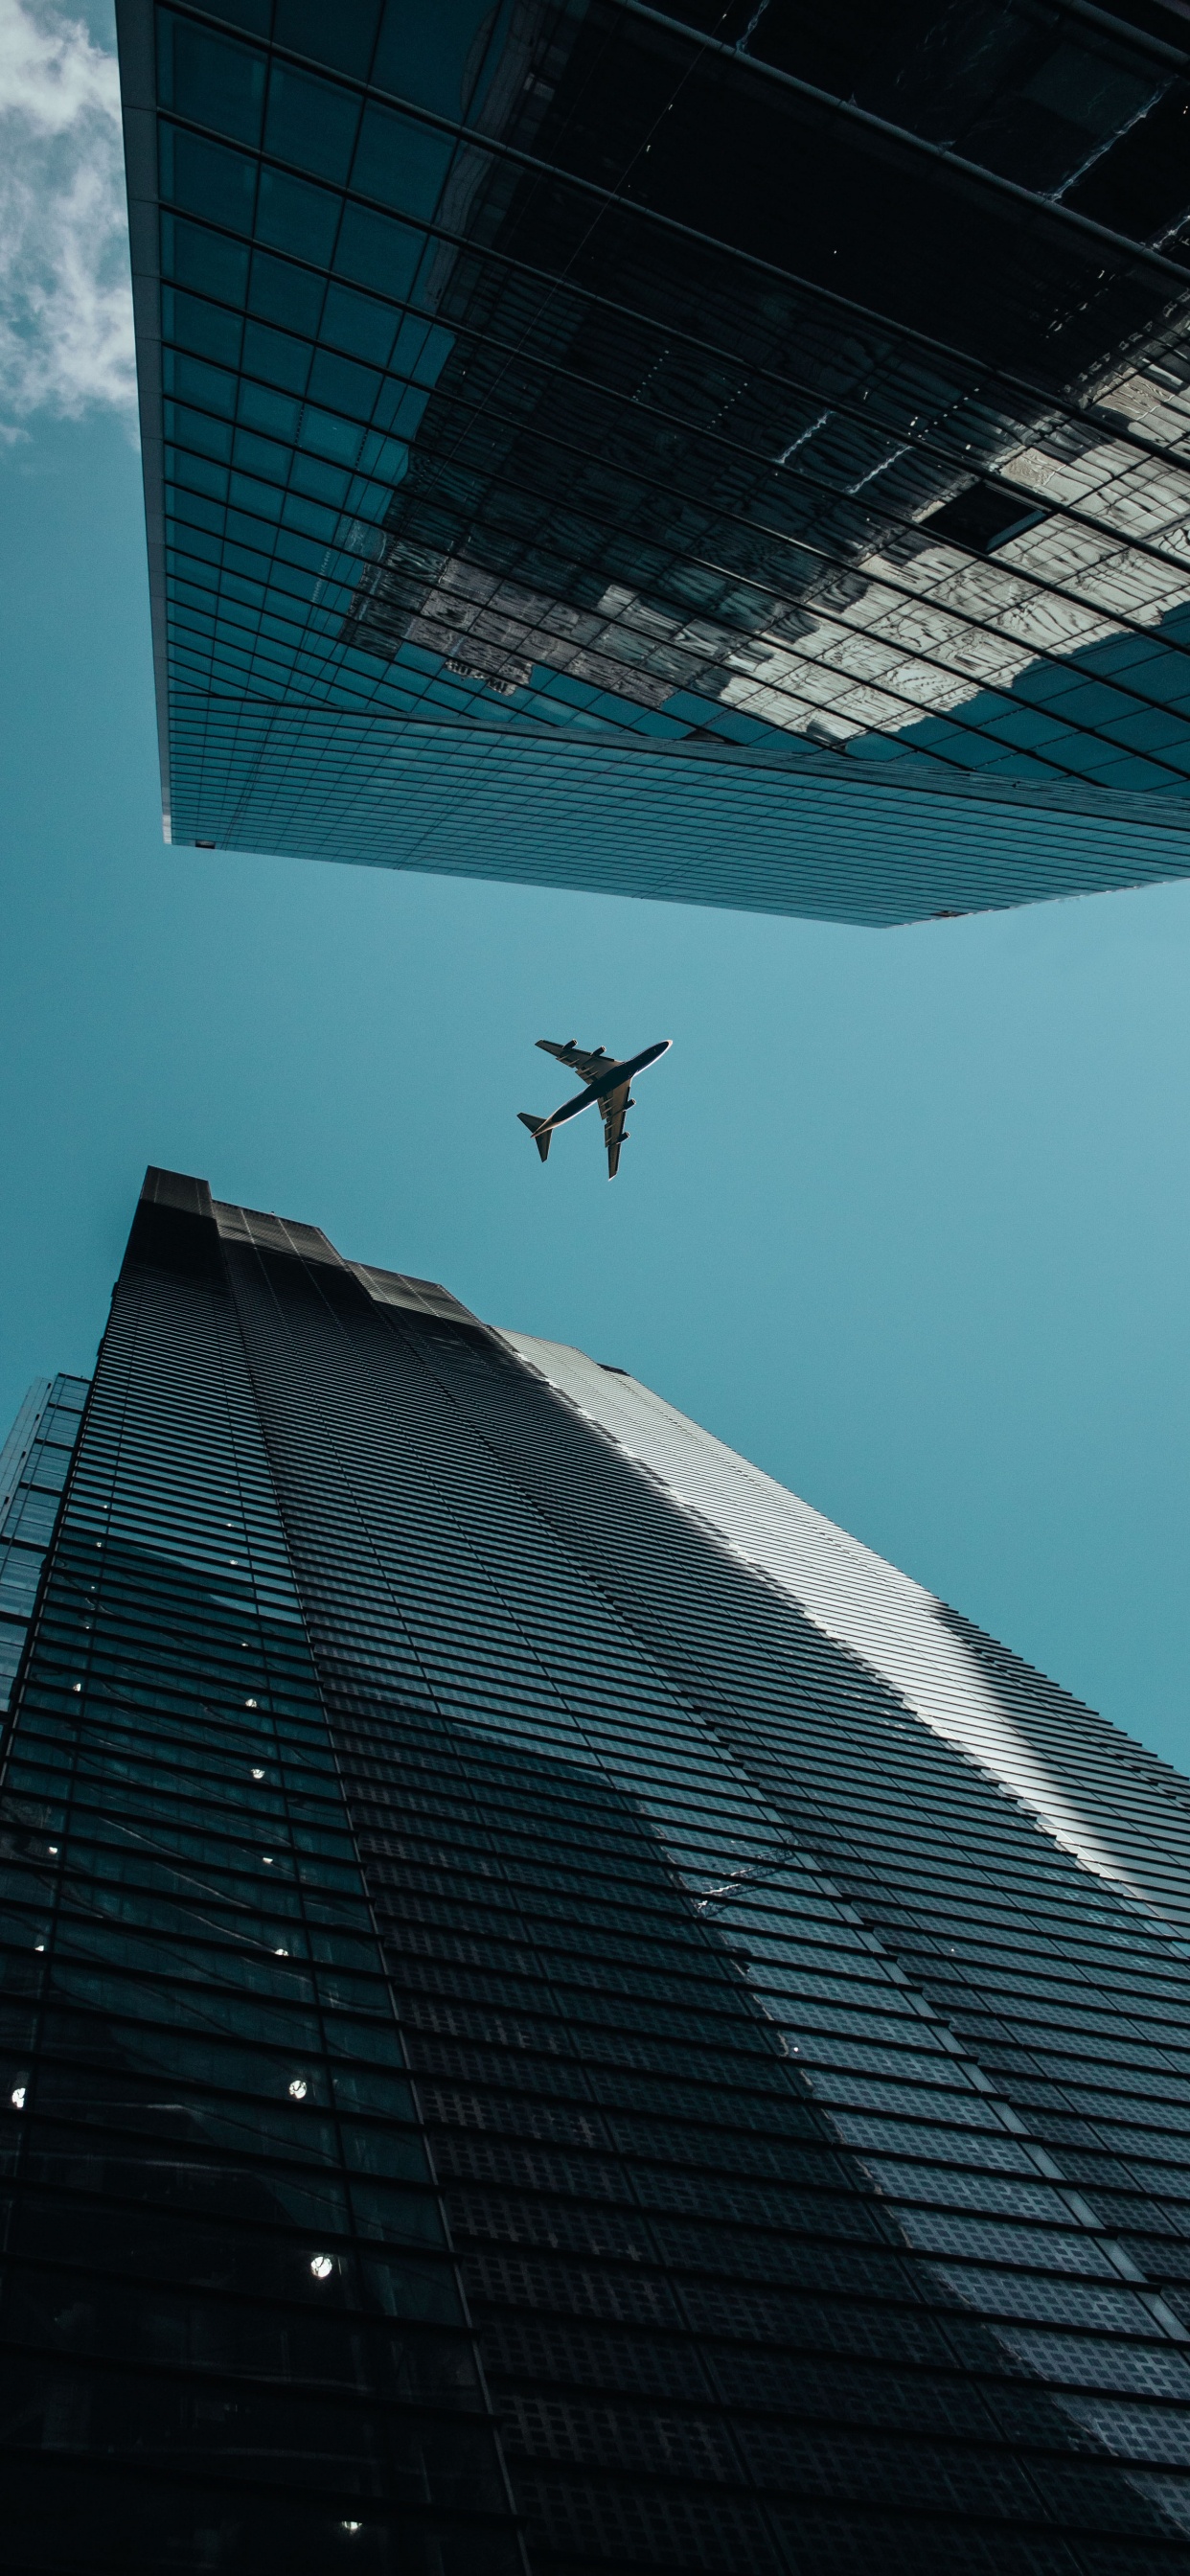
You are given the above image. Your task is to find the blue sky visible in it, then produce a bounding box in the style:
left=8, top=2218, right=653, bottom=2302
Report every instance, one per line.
left=4, top=7, right=1190, bottom=1783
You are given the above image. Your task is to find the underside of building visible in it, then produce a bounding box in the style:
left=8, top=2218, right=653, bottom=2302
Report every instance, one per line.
left=119, top=0, right=1190, bottom=920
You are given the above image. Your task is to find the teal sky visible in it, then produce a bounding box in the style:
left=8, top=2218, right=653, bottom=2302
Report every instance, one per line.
left=5, top=407, right=1190, bottom=1778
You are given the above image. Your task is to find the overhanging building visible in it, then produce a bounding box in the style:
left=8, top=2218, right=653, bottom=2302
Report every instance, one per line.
left=4, top=1166, right=1190, bottom=2566
left=115, top=0, right=1190, bottom=923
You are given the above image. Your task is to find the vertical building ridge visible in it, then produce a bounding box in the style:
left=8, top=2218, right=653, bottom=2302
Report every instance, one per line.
left=494, top=1330, right=1190, bottom=1939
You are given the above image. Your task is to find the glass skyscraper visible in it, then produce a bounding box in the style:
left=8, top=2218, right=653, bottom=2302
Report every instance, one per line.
left=5, top=1164, right=1190, bottom=2568
left=116, top=0, right=1190, bottom=921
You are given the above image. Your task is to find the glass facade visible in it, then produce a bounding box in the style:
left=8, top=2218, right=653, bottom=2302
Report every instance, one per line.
left=6, top=1166, right=1190, bottom=2567
left=0, top=1376, right=89, bottom=1716
left=116, top=0, right=1190, bottom=921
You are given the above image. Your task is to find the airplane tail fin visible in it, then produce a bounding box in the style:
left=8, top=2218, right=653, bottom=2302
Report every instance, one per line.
left=518, top=1112, right=552, bottom=1164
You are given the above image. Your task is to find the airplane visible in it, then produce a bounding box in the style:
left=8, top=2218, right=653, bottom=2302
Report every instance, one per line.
left=518, top=1037, right=672, bottom=1180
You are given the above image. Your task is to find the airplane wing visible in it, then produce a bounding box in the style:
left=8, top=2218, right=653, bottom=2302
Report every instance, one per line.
left=601, top=1082, right=630, bottom=1181
left=538, top=1038, right=612, bottom=1081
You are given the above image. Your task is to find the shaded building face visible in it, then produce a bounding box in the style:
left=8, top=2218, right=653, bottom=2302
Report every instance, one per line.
left=6, top=1166, right=1190, bottom=2565
left=117, top=0, right=1190, bottom=919
left=0, top=1378, right=89, bottom=1714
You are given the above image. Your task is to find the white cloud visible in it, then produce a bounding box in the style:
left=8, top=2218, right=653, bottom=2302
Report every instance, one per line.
left=0, top=0, right=135, bottom=434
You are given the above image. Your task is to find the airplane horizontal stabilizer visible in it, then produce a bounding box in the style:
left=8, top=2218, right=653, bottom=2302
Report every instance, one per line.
left=518, top=1112, right=552, bottom=1164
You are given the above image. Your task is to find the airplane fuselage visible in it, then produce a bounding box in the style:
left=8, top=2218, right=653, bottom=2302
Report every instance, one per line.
left=578, top=1040, right=670, bottom=1111
left=539, top=1038, right=670, bottom=1133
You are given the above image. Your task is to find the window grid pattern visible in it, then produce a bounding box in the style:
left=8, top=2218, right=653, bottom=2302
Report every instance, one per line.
left=214, top=1196, right=1190, bottom=2573
left=0, top=1177, right=520, bottom=2576
left=0, top=1376, right=90, bottom=1716
left=118, top=0, right=1190, bottom=920
left=494, top=1331, right=1190, bottom=1940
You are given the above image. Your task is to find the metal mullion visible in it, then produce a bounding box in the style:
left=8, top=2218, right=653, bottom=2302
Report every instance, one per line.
left=324, top=1308, right=790, bottom=2258
left=149, top=264, right=1181, bottom=772
left=345, top=294, right=1190, bottom=710
left=463, top=1355, right=1190, bottom=2362
left=1031, top=0, right=1188, bottom=71
left=401, top=290, right=1190, bottom=596
left=332, top=398, right=1190, bottom=783
left=391, top=349, right=1190, bottom=704
left=152, top=69, right=1190, bottom=486
left=207, top=1286, right=394, bottom=2161
left=182, top=289, right=1152, bottom=645
left=160, top=0, right=1190, bottom=298
left=155, top=90, right=1190, bottom=533
left=613, top=0, right=1190, bottom=287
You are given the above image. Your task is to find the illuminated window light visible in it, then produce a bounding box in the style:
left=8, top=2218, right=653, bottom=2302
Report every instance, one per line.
left=288, top=2078, right=308, bottom=2100
left=309, top=2254, right=333, bottom=2279
left=11, top=2086, right=26, bottom=2109
left=251, top=1768, right=265, bottom=1781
